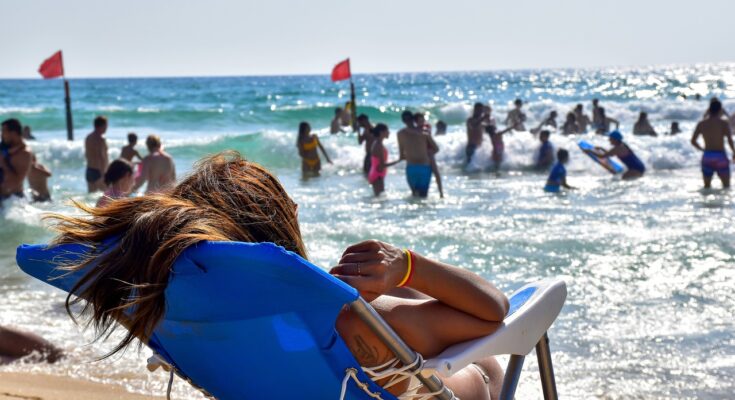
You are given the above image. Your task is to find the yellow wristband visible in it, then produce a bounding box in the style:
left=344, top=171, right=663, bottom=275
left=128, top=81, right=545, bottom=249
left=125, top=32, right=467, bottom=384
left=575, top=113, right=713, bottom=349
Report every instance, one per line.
left=397, top=249, right=412, bottom=287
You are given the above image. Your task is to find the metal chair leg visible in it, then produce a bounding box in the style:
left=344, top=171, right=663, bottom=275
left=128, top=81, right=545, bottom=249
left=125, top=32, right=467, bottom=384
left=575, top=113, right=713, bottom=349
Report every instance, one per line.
left=499, top=354, right=525, bottom=400
left=535, top=332, right=559, bottom=400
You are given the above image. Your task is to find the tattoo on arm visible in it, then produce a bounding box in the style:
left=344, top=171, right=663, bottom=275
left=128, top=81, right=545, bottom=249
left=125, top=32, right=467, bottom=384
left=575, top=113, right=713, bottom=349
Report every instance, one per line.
left=352, top=334, right=380, bottom=365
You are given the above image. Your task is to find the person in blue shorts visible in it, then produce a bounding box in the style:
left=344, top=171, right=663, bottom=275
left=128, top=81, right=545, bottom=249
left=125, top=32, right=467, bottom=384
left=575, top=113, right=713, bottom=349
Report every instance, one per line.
left=397, top=110, right=438, bottom=197
left=590, top=131, right=645, bottom=180
left=690, top=99, right=734, bottom=188
left=544, top=149, right=575, bottom=192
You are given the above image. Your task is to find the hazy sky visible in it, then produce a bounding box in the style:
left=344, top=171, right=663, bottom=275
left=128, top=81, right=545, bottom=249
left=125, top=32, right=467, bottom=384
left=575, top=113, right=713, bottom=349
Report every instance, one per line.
left=3, top=0, right=734, bottom=78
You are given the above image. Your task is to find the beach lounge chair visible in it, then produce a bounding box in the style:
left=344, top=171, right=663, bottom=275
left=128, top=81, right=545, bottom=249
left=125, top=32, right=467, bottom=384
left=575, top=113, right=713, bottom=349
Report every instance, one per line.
left=16, top=241, right=566, bottom=400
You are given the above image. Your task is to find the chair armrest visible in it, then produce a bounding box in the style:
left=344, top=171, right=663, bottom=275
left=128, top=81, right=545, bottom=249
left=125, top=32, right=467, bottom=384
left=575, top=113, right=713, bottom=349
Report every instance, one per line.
left=423, top=279, right=567, bottom=377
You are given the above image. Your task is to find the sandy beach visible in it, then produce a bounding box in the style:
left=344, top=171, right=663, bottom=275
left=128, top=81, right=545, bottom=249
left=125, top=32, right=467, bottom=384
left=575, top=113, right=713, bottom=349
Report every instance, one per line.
left=0, top=372, right=160, bottom=400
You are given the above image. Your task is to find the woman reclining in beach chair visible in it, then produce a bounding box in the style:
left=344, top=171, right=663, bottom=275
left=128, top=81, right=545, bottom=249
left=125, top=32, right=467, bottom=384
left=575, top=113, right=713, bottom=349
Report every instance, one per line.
left=18, top=151, right=565, bottom=400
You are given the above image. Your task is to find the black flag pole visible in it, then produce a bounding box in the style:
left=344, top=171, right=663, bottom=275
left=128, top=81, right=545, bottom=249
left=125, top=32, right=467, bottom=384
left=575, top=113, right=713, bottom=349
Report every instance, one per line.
left=60, top=51, right=74, bottom=141
left=350, top=78, right=357, bottom=132
left=63, top=78, right=74, bottom=141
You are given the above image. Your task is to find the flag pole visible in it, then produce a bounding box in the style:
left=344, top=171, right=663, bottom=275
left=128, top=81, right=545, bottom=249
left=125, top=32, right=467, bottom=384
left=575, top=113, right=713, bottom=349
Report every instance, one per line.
left=350, top=77, right=357, bottom=132
left=63, top=79, right=74, bottom=141
left=61, top=52, right=74, bottom=141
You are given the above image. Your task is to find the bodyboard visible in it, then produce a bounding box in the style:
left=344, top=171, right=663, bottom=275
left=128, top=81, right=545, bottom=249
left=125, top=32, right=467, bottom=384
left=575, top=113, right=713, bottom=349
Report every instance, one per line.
left=578, top=140, right=624, bottom=174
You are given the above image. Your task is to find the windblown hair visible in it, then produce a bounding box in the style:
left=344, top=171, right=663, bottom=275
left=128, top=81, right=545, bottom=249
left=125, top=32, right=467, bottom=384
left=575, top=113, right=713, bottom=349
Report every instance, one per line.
left=48, top=151, right=305, bottom=356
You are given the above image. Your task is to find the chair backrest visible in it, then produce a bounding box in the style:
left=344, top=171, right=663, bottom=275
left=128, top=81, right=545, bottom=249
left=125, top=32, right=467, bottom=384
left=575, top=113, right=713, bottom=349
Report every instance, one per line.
left=16, top=241, right=397, bottom=400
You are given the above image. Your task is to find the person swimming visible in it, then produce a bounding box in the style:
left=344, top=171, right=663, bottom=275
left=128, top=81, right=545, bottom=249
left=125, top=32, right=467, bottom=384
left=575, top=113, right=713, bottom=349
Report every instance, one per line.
left=47, top=151, right=509, bottom=400
left=296, top=122, right=332, bottom=179
left=589, top=131, right=646, bottom=180
left=690, top=99, right=734, bottom=189
left=367, top=123, right=401, bottom=196
left=544, top=149, right=575, bottom=193
left=97, top=158, right=135, bottom=207
left=397, top=111, right=438, bottom=197
left=669, top=121, right=682, bottom=135
left=531, top=111, right=557, bottom=134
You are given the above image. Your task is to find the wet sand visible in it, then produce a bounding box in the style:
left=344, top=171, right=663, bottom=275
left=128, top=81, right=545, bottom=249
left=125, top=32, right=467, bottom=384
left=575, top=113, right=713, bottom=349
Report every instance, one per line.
left=0, top=372, right=160, bottom=400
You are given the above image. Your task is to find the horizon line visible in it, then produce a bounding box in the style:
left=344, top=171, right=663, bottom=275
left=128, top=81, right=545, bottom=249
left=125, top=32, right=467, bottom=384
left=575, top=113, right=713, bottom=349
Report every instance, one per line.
left=1, top=60, right=733, bottom=81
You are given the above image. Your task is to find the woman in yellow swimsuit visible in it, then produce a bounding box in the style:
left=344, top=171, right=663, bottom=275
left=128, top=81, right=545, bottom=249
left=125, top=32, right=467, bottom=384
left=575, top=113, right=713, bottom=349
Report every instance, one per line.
left=297, top=122, right=332, bottom=179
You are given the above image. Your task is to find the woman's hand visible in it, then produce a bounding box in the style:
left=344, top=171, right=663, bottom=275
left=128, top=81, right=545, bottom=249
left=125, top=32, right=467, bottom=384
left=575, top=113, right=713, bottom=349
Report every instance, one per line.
left=330, top=240, right=408, bottom=302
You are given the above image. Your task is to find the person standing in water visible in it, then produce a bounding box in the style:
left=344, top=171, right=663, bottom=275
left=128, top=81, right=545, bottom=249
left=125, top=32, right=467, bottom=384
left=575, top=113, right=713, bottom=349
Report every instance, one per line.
left=415, top=112, right=444, bottom=198
left=595, top=108, right=619, bottom=135
left=486, top=123, right=515, bottom=172
left=591, top=98, right=603, bottom=131
left=330, top=108, right=345, bottom=134
left=296, top=122, right=332, bottom=179
left=435, top=120, right=447, bottom=135
left=397, top=111, right=438, bottom=197
left=669, top=122, right=682, bottom=135
left=561, top=112, right=580, bottom=135
left=97, top=159, right=135, bottom=207
left=690, top=99, right=735, bottom=189
left=531, top=111, right=557, bottom=133
left=28, top=154, right=52, bottom=202
left=536, top=130, right=555, bottom=170
left=85, top=116, right=109, bottom=193
left=544, top=149, right=575, bottom=192
left=357, top=114, right=375, bottom=176
left=0, top=119, right=32, bottom=201
left=589, top=131, right=646, bottom=180
left=574, top=104, right=591, bottom=132
left=367, top=123, right=402, bottom=196
left=505, top=98, right=527, bottom=131
left=133, top=135, right=176, bottom=193
left=465, top=103, right=486, bottom=165
left=121, top=133, right=143, bottom=162
left=633, top=112, right=658, bottom=136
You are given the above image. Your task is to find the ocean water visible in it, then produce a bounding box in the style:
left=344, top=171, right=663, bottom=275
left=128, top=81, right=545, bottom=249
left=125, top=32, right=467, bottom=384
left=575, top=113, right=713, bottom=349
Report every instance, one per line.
left=1, top=64, right=734, bottom=399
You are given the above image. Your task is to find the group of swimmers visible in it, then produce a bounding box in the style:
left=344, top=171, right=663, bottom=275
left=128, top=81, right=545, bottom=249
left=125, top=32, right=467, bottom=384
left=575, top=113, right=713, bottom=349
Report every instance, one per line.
left=302, top=97, right=735, bottom=197
left=83, top=116, right=177, bottom=207
left=306, top=110, right=446, bottom=197
left=0, top=115, right=177, bottom=207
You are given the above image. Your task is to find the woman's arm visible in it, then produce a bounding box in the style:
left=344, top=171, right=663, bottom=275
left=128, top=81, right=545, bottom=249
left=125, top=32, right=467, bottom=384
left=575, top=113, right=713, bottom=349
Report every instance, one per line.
left=317, top=137, right=333, bottom=164
left=332, top=240, right=508, bottom=328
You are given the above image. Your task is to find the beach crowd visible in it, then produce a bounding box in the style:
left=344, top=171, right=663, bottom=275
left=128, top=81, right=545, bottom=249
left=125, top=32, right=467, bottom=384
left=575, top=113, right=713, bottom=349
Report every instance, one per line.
left=0, top=97, right=734, bottom=209
left=306, top=97, right=735, bottom=195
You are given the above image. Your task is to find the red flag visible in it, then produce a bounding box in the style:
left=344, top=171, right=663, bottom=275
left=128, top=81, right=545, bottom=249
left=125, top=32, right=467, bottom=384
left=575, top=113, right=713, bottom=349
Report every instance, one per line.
left=331, top=58, right=351, bottom=82
left=39, top=51, right=64, bottom=79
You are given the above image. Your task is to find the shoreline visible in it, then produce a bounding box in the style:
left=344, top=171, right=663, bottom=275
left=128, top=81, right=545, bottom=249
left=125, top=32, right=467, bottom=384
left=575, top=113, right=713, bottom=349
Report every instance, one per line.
left=0, top=372, right=160, bottom=400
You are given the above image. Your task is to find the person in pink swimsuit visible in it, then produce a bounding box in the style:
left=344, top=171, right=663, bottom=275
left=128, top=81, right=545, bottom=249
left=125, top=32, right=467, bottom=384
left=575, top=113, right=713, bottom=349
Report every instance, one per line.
left=368, top=123, right=401, bottom=196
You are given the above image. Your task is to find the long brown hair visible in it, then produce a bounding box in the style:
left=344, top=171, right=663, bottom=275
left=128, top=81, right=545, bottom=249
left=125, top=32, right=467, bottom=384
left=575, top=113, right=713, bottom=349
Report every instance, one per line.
left=49, top=151, right=305, bottom=356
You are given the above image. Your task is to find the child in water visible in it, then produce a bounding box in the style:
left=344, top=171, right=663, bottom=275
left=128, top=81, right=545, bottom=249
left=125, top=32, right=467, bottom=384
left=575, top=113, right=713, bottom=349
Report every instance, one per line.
left=28, top=154, right=52, bottom=202
left=486, top=123, right=515, bottom=172
left=121, top=133, right=143, bottom=162
left=368, top=123, right=401, bottom=196
left=590, top=131, right=646, bottom=180
left=297, top=122, right=332, bottom=179
left=544, top=149, right=575, bottom=192
left=96, top=159, right=135, bottom=207
left=536, top=130, right=555, bottom=170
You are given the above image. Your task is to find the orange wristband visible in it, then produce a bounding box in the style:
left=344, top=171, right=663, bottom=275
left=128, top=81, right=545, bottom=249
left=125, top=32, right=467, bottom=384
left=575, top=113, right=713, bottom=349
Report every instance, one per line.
left=397, top=249, right=414, bottom=287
